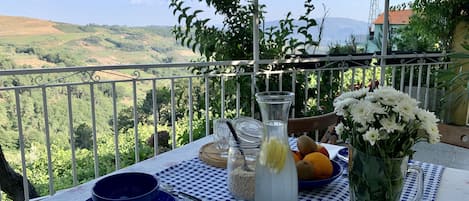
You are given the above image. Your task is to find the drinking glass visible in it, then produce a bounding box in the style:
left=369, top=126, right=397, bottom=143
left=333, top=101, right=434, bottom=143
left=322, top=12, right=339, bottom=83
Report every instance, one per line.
left=213, top=118, right=230, bottom=157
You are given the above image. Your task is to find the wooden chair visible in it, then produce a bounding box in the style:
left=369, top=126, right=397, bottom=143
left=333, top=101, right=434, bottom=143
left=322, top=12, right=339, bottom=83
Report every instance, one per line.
left=287, top=112, right=339, bottom=144
left=438, top=123, right=469, bottom=149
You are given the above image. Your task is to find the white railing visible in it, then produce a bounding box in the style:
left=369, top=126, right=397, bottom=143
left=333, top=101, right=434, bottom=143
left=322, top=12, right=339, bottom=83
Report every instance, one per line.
left=0, top=53, right=450, bottom=200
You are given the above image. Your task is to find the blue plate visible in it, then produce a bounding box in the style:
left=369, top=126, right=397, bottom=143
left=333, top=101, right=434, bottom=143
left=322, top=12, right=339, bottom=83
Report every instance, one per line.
left=337, top=147, right=349, bottom=163
left=86, top=190, right=176, bottom=201
left=298, top=160, right=343, bottom=190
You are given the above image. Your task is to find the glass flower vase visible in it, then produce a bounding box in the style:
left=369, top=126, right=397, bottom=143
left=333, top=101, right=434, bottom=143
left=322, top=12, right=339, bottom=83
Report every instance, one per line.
left=254, top=91, right=298, bottom=201
left=348, top=146, right=424, bottom=201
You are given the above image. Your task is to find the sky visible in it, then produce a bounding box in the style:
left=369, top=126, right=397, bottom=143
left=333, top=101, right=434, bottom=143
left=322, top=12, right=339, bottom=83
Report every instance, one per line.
left=0, top=0, right=410, bottom=26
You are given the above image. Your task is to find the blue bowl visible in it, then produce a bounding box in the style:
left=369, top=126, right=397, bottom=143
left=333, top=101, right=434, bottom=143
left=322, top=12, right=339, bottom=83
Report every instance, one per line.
left=92, top=172, right=160, bottom=201
left=298, top=160, right=343, bottom=190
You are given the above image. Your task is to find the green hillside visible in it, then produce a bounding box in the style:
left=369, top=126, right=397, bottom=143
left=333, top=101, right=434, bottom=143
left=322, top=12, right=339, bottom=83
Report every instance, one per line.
left=0, top=15, right=197, bottom=68
left=0, top=15, right=207, bottom=199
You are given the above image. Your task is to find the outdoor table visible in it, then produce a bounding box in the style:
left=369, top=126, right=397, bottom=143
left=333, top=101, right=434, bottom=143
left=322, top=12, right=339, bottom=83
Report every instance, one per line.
left=42, top=136, right=469, bottom=201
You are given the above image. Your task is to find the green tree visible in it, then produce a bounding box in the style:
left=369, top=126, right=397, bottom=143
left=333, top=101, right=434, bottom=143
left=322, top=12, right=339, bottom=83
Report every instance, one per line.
left=170, top=0, right=323, bottom=116
left=74, top=123, right=92, bottom=149
left=328, top=35, right=363, bottom=55
left=141, top=86, right=171, bottom=123
left=170, top=0, right=320, bottom=60
left=397, top=0, right=468, bottom=51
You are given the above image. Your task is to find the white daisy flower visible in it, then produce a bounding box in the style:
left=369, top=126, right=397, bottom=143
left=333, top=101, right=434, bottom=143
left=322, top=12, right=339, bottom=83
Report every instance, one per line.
left=392, top=101, right=416, bottom=122
left=379, top=116, right=400, bottom=133
left=334, top=91, right=354, bottom=103
left=333, top=97, right=358, bottom=116
left=356, top=124, right=369, bottom=133
left=417, top=109, right=439, bottom=126
left=351, top=88, right=369, bottom=99
left=373, top=89, right=400, bottom=106
left=369, top=102, right=387, bottom=115
left=350, top=100, right=372, bottom=125
left=335, top=122, right=345, bottom=135
left=426, top=124, right=440, bottom=144
left=363, top=128, right=380, bottom=146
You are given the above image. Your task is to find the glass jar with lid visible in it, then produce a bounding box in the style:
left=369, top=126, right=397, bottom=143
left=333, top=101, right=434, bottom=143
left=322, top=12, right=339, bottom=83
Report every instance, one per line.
left=233, top=117, right=263, bottom=147
left=227, top=117, right=263, bottom=201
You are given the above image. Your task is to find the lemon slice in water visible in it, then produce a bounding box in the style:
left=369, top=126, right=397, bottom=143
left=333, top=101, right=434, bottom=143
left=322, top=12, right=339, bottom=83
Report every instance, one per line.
left=259, top=137, right=288, bottom=173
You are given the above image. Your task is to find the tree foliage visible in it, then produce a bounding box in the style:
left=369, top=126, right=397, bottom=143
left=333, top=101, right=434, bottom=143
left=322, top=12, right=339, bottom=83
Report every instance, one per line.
left=395, top=0, right=469, bottom=51
left=169, top=0, right=329, bottom=116
left=74, top=123, right=92, bottom=149
left=170, top=0, right=320, bottom=62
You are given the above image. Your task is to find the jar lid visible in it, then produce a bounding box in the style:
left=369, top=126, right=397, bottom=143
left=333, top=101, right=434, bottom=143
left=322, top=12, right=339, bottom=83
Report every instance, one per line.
left=233, top=117, right=263, bottom=146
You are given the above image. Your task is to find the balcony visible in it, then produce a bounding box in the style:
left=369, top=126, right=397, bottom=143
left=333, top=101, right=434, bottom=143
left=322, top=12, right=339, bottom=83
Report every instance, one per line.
left=2, top=52, right=469, bottom=200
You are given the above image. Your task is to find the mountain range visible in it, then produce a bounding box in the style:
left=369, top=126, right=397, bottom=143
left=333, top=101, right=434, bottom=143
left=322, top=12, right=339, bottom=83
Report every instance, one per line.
left=264, top=17, right=369, bottom=53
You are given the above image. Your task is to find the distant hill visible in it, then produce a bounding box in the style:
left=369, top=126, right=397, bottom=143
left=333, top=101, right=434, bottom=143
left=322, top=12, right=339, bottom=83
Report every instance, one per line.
left=264, top=17, right=369, bottom=53
left=315, top=17, right=369, bottom=45
left=0, top=15, right=370, bottom=69
left=0, top=15, right=197, bottom=68
left=0, top=15, right=63, bottom=36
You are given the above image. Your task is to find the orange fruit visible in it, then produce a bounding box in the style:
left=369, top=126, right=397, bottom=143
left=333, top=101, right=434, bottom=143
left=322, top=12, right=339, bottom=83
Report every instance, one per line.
left=292, top=150, right=302, bottom=163
left=294, top=150, right=303, bottom=160
left=303, top=152, right=333, bottom=179
left=316, top=144, right=330, bottom=158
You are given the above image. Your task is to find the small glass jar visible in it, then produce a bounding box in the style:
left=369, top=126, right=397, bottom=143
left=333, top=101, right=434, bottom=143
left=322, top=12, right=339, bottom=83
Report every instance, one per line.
left=227, top=141, right=259, bottom=201
left=227, top=117, right=263, bottom=200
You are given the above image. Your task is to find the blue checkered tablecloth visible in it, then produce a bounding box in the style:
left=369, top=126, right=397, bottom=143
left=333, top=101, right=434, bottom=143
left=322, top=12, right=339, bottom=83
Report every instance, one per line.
left=156, top=140, right=444, bottom=201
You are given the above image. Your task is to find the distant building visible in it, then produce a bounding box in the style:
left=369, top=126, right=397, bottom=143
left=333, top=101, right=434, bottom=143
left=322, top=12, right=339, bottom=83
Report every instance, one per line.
left=366, top=10, right=413, bottom=53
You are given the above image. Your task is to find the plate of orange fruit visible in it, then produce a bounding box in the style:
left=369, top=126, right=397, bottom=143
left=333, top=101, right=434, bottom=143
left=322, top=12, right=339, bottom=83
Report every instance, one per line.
left=292, top=135, right=343, bottom=189
left=297, top=160, right=343, bottom=189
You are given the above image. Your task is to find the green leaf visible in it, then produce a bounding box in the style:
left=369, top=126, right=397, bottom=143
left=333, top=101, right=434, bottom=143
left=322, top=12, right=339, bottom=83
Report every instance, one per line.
left=307, top=19, right=317, bottom=27
left=193, top=9, right=203, bottom=16
left=186, top=15, right=195, bottom=27
left=298, top=27, right=307, bottom=34
left=178, top=13, right=186, bottom=24
left=182, top=7, right=191, bottom=15
left=186, top=38, right=193, bottom=47
left=192, top=43, right=198, bottom=52
left=299, top=30, right=308, bottom=36
left=200, top=19, right=210, bottom=25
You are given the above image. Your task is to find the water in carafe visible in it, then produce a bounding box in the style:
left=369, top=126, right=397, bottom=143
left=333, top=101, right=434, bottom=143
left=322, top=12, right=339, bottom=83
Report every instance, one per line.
left=254, top=92, right=298, bottom=201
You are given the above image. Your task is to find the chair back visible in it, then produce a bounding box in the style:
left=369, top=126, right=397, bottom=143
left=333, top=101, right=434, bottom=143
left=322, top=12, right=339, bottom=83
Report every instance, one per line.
left=438, top=123, right=469, bottom=149
left=287, top=112, right=338, bottom=137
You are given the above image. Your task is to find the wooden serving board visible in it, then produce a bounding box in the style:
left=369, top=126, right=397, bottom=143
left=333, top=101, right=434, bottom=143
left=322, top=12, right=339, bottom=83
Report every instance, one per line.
left=198, top=142, right=227, bottom=168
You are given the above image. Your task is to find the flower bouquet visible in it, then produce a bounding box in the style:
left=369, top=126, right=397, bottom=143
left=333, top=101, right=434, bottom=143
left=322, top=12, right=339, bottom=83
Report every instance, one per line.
left=333, top=86, right=440, bottom=201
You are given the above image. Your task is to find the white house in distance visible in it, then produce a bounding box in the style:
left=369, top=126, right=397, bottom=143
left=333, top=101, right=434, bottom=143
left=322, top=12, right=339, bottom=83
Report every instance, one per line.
left=366, top=9, right=413, bottom=53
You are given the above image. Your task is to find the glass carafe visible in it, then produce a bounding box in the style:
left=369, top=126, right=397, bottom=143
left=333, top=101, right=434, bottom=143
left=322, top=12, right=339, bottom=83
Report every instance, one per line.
left=254, top=91, right=298, bottom=201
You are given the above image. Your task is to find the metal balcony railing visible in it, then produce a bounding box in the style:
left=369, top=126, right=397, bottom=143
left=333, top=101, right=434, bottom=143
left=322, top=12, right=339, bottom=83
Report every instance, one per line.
left=0, top=53, right=450, bottom=200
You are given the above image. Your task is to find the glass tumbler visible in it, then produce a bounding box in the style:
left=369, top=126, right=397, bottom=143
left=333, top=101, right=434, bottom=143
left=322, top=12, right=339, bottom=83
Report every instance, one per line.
left=213, top=118, right=230, bottom=157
